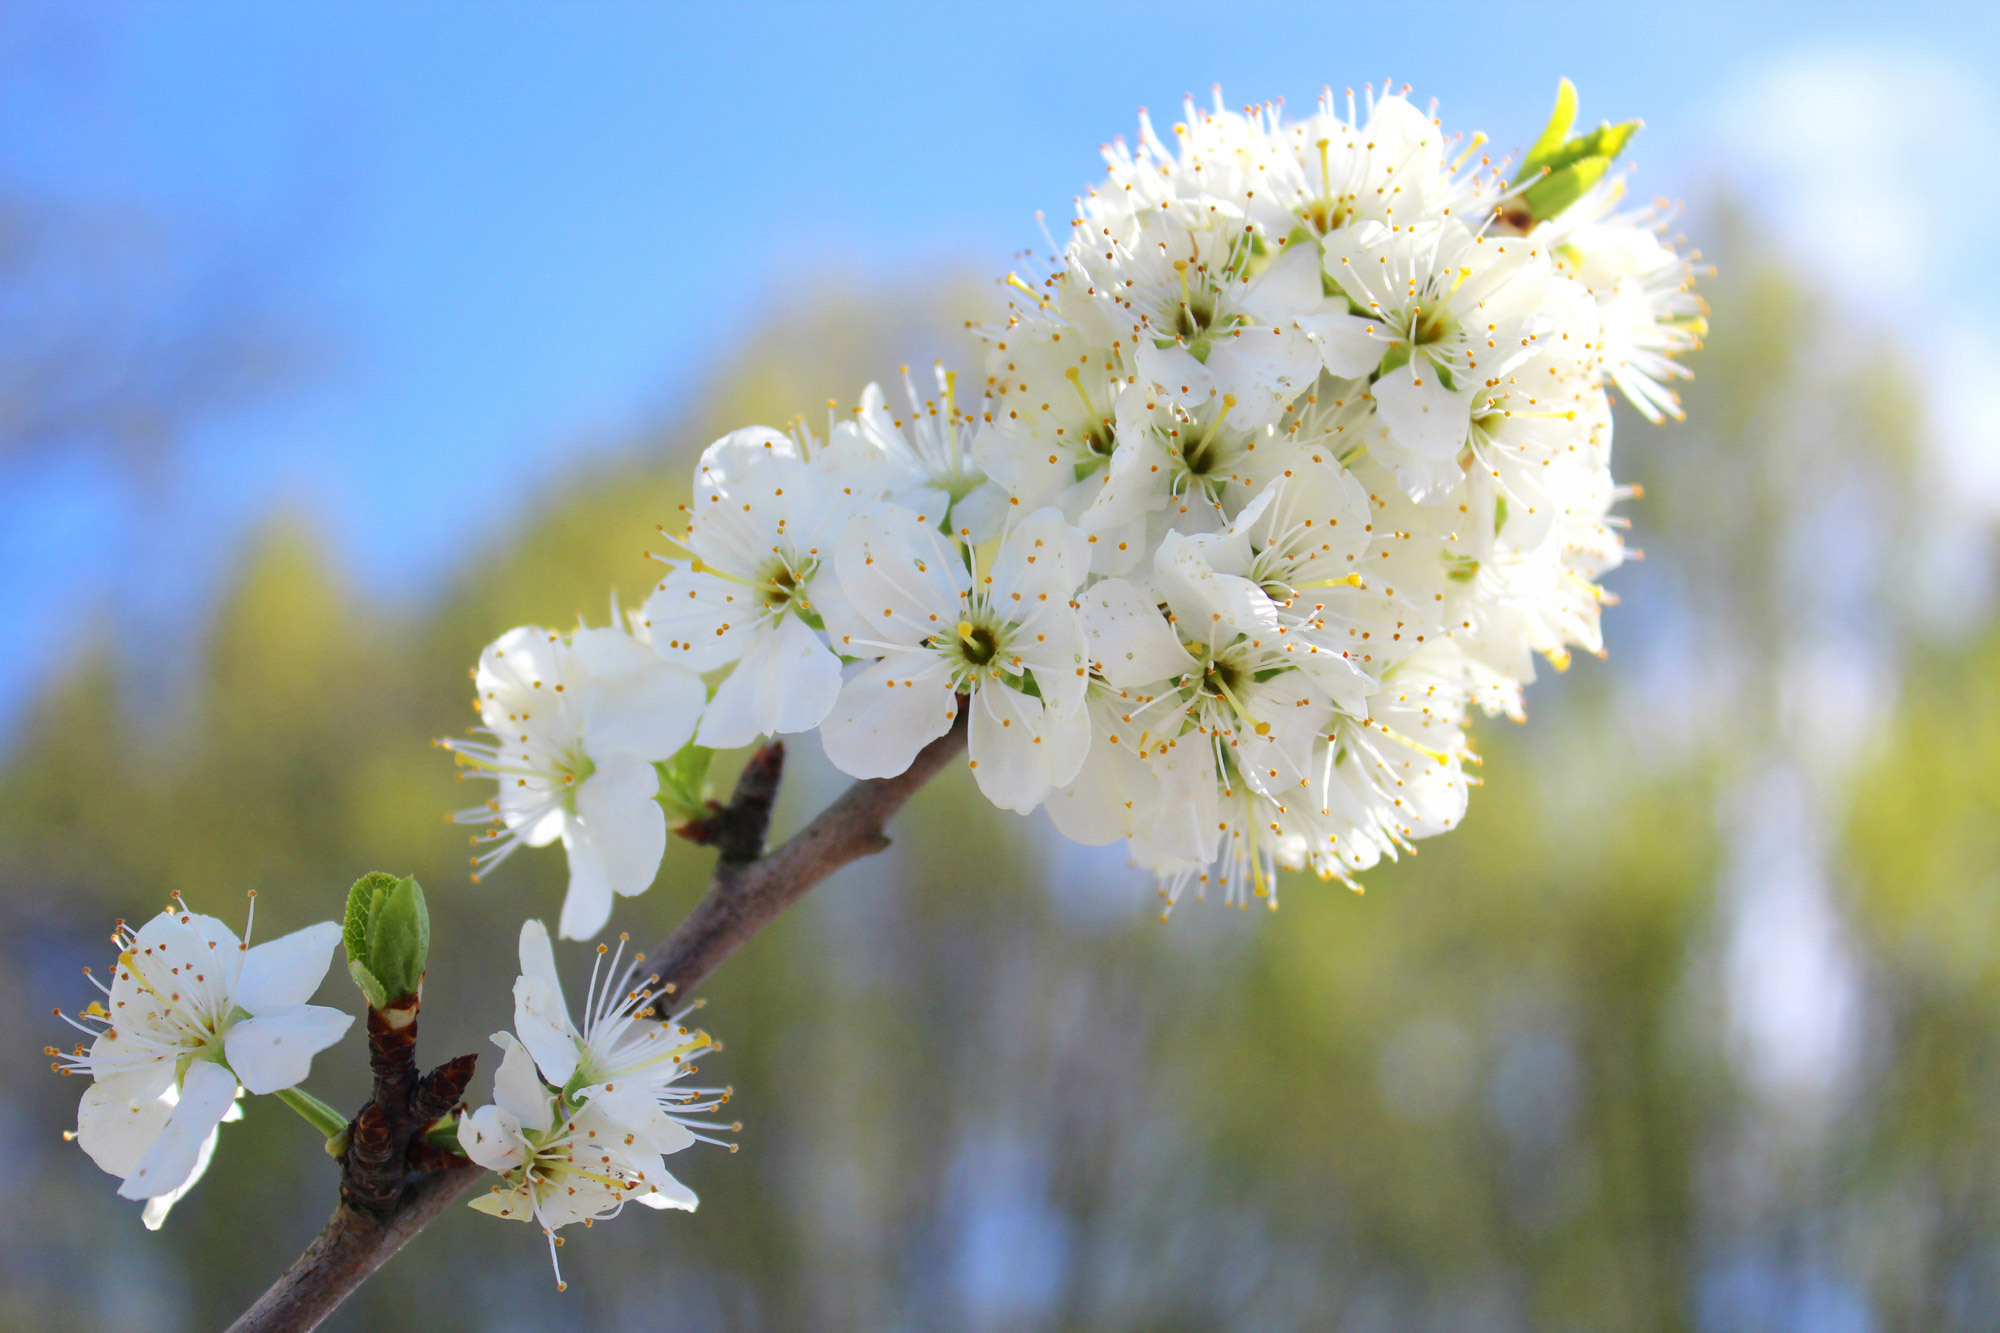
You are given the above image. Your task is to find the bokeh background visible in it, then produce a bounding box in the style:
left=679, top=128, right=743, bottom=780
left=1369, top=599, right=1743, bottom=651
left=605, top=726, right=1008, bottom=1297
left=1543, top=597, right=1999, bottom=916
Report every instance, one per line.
left=3, top=3, right=1998, bottom=1330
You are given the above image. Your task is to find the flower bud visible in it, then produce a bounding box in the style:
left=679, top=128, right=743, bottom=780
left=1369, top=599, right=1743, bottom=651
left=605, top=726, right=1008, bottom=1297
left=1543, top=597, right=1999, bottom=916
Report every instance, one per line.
left=343, top=872, right=430, bottom=1009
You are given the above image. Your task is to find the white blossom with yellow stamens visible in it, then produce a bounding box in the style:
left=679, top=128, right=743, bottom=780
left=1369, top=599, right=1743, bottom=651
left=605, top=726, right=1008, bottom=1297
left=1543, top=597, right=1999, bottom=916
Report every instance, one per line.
left=53, top=896, right=349, bottom=1228
left=441, top=623, right=704, bottom=940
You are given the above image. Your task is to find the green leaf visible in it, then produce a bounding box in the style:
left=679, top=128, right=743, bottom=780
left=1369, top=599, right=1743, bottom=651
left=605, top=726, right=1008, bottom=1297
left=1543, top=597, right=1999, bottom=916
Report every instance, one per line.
left=1522, top=156, right=1614, bottom=223
left=342, top=872, right=396, bottom=974
left=1516, top=78, right=1578, bottom=182
left=365, top=875, right=429, bottom=1005
left=1511, top=79, right=1642, bottom=223
left=346, top=958, right=387, bottom=1011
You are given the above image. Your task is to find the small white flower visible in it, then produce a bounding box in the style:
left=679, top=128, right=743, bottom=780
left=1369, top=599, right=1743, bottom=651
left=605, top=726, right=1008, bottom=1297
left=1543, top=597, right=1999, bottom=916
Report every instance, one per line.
left=1071, top=205, right=1322, bottom=431
left=642, top=426, right=867, bottom=750
left=821, top=505, right=1092, bottom=813
left=832, top=366, right=1007, bottom=540
left=1305, top=671, right=1474, bottom=878
left=442, top=623, right=705, bottom=940
left=54, top=896, right=349, bottom=1228
left=508, top=920, right=737, bottom=1160
left=461, top=1032, right=693, bottom=1291
left=975, top=328, right=1140, bottom=560
left=1321, top=219, right=1562, bottom=482
left=1540, top=180, right=1706, bottom=423
left=1079, top=544, right=1335, bottom=873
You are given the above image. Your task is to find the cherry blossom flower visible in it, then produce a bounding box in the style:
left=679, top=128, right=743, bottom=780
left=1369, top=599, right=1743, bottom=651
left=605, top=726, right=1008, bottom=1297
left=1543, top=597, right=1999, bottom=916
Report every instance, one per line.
left=53, top=895, right=349, bottom=1227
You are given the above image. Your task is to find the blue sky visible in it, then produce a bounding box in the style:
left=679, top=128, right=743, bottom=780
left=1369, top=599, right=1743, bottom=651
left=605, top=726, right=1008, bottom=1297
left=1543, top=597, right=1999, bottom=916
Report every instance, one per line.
left=3, top=1, right=1996, bottom=728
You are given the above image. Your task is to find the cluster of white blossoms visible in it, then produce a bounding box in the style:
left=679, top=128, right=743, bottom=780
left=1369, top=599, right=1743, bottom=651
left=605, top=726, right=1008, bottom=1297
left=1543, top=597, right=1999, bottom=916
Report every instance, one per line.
left=459, top=921, right=736, bottom=1289
left=448, top=80, right=1700, bottom=928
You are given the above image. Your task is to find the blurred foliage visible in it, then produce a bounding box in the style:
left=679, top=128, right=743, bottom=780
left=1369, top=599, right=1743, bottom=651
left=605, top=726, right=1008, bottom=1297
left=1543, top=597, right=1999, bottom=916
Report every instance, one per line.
left=1, top=217, right=1995, bottom=1333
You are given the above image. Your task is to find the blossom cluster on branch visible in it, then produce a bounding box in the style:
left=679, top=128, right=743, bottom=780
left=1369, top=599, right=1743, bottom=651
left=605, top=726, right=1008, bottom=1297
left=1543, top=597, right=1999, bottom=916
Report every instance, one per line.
left=50, top=80, right=1702, bottom=1302
left=450, top=79, right=1701, bottom=930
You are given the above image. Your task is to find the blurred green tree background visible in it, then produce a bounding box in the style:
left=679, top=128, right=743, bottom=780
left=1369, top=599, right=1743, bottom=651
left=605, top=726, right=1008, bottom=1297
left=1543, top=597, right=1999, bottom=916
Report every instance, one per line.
left=2, top=214, right=1996, bottom=1333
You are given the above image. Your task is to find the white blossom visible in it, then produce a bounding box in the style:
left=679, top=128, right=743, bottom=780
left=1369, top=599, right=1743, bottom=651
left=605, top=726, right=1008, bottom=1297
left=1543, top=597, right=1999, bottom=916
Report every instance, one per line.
left=462, top=923, right=737, bottom=1289
left=509, top=919, right=737, bottom=1159
left=821, top=505, right=1092, bottom=812
left=642, top=426, right=862, bottom=750
left=53, top=896, right=349, bottom=1228
left=832, top=365, right=1008, bottom=540
left=462, top=1033, right=690, bottom=1290
left=442, top=623, right=705, bottom=940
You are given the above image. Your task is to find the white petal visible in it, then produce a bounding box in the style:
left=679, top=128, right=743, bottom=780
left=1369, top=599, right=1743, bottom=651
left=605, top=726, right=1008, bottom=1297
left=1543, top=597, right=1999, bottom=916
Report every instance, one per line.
left=828, top=504, right=965, bottom=653
left=126, top=912, right=235, bottom=1025
left=118, top=1060, right=237, bottom=1201
left=557, top=836, right=615, bottom=941
left=516, top=919, right=564, bottom=1000
left=567, top=625, right=658, bottom=680
left=575, top=758, right=668, bottom=900
left=1078, top=579, right=1190, bottom=688
left=694, top=613, right=841, bottom=747
left=583, top=656, right=706, bottom=762
left=1295, top=308, right=1386, bottom=377
left=1133, top=340, right=1214, bottom=406
left=1238, top=240, right=1324, bottom=324
left=1156, top=529, right=1280, bottom=638
left=1143, top=742, right=1222, bottom=864
left=951, top=480, right=1010, bottom=545
left=140, top=1107, right=227, bottom=1230
left=1047, top=724, right=1159, bottom=846
left=76, top=1082, right=175, bottom=1182
left=987, top=507, right=1088, bottom=607
left=633, top=1169, right=699, bottom=1211
left=1371, top=360, right=1474, bottom=460
left=1202, top=329, right=1319, bottom=429
left=1008, top=604, right=1090, bottom=719
left=968, top=685, right=1061, bottom=814
left=584, top=1082, right=697, bottom=1157
left=819, top=653, right=961, bottom=780
left=460, top=1103, right=527, bottom=1173
left=512, top=974, right=581, bottom=1088
left=234, top=921, right=342, bottom=1015
left=641, top=567, right=760, bottom=672
left=578, top=748, right=659, bottom=810
left=223, top=1004, right=354, bottom=1095
left=560, top=776, right=666, bottom=937
left=490, top=1031, right=554, bottom=1129
left=694, top=425, right=800, bottom=492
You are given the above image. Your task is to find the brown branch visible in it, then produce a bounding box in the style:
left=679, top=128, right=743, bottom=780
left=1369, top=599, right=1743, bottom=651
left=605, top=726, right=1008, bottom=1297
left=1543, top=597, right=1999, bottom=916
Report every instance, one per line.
left=226, top=714, right=968, bottom=1332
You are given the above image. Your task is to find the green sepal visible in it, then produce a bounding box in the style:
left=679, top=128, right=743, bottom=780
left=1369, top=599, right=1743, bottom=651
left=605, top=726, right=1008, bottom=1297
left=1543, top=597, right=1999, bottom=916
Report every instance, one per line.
left=424, top=1115, right=463, bottom=1155
left=1375, top=343, right=1413, bottom=380
left=657, top=740, right=716, bottom=826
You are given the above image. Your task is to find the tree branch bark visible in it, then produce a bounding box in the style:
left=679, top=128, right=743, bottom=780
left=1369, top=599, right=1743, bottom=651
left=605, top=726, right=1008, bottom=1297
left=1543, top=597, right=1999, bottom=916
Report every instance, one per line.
left=226, top=714, right=968, bottom=1332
